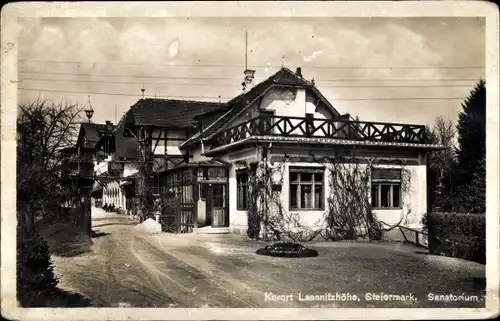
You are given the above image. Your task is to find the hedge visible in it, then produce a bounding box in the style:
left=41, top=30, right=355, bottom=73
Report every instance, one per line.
left=17, top=228, right=59, bottom=305
left=423, top=212, right=485, bottom=264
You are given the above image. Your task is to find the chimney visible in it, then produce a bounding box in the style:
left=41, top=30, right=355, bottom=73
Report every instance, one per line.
left=296, top=67, right=302, bottom=78
left=242, top=69, right=255, bottom=92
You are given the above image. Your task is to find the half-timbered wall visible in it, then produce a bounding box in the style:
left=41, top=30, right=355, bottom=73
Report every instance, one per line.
left=151, top=128, right=187, bottom=157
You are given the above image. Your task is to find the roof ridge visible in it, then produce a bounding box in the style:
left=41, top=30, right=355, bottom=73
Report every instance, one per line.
left=138, top=97, right=222, bottom=105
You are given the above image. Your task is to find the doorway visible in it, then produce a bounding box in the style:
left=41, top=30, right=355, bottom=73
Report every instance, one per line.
left=204, top=183, right=229, bottom=228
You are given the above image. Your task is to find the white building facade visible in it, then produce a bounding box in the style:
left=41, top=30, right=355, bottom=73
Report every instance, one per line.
left=91, top=66, right=443, bottom=236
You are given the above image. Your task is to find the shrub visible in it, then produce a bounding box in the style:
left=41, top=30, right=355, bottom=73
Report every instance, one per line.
left=424, top=212, right=485, bottom=264
left=256, top=242, right=319, bottom=258
left=368, top=221, right=383, bottom=241
left=17, top=227, right=59, bottom=302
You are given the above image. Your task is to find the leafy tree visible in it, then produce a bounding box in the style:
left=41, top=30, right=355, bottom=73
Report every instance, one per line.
left=453, top=79, right=486, bottom=213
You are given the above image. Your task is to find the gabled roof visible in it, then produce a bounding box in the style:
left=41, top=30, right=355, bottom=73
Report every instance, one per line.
left=78, top=122, right=114, bottom=146
left=113, top=113, right=140, bottom=160
left=182, top=67, right=341, bottom=147
left=94, top=113, right=139, bottom=160
left=195, top=67, right=320, bottom=121
left=125, top=98, right=223, bottom=129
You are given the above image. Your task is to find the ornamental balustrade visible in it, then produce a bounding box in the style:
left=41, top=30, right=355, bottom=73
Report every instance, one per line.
left=209, top=114, right=427, bottom=149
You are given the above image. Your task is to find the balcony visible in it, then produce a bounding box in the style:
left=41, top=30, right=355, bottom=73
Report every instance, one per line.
left=208, top=114, right=429, bottom=152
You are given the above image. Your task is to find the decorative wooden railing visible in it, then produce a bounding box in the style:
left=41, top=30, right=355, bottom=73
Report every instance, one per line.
left=209, top=115, right=427, bottom=149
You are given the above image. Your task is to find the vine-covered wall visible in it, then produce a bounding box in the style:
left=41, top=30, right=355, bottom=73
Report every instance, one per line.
left=227, top=151, right=427, bottom=241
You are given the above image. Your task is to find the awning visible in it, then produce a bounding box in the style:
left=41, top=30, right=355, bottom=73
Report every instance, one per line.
left=157, top=158, right=229, bottom=174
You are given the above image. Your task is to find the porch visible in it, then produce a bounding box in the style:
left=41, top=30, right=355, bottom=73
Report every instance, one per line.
left=158, top=159, right=230, bottom=234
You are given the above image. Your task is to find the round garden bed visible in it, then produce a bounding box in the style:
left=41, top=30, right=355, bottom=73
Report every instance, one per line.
left=255, top=242, right=318, bottom=258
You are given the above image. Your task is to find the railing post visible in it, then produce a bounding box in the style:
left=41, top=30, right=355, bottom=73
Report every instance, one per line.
left=305, top=113, right=313, bottom=137
left=258, top=114, right=265, bottom=135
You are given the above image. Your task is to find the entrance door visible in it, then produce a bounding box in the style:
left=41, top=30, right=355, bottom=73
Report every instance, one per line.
left=207, top=183, right=229, bottom=227
left=205, top=184, right=213, bottom=227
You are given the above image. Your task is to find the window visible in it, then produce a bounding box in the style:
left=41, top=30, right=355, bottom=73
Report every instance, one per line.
left=151, top=174, right=161, bottom=195
left=371, top=168, right=402, bottom=209
left=199, top=184, right=208, bottom=199
left=237, top=170, right=249, bottom=210
left=289, top=167, right=324, bottom=210
left=213, top=184, right=225, bottom=207
left=134, top=179, right=141, bottom=196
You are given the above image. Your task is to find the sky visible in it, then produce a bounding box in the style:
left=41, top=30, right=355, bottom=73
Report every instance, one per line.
left=17, top=17, right=485, bottom=127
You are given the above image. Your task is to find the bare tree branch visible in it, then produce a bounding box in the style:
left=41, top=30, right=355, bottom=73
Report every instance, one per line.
left=17, top=99, right=83, bottom=229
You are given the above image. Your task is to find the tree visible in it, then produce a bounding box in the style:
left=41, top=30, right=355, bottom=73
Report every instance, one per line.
left=426, top=116, right=457, bottom=211
left=425, top=126, right=440, bottom=211
left=466, top=155, right=486, bottom=214
left=17, top=227, right=59, bottom=305
left=17, top=98, right=83, bottom=304
left=453, top=79, right=486, bottom=213
left=17, top=99, right=83, bottom=229
left=129, top=127, right=166, bottom=223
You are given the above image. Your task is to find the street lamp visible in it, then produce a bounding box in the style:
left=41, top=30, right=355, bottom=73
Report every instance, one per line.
left=84, top=95, right=94, bottom=122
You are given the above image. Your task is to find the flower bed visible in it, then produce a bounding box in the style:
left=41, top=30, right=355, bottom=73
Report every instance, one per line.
left=255, top=242, right=318, bottom=258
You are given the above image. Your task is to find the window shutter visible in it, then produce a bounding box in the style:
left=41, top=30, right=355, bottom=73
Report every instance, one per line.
left=371, top=168, right=401, bottom=182
left=289, top=167, right=325, bottom=174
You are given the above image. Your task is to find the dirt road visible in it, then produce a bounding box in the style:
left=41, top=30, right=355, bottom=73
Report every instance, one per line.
left=51, top=208, right=485, bottom=308
left=53, top=212, right=302, bottom=307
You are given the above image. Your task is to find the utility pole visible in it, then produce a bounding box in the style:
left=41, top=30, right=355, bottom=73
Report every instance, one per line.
left=245, top=29, right=248, bottom=70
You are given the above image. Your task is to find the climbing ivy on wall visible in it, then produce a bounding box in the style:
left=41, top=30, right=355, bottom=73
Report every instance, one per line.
left=244, top=153, right=413, bottom=242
